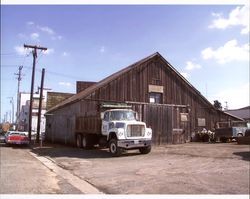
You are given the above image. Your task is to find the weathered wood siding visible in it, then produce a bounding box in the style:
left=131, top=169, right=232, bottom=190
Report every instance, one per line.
left=47, top=92, right=74, bottom=110
left=46, top=102, right=80, bottom=145
left=86, top=57, right=230, bottom=134
left=76, top=81, right=96, bottom=93
left=46, top=54, right=237, bottom=145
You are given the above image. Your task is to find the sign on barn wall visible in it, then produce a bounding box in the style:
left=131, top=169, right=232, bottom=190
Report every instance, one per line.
left=148, top=85, right=164, bottom=93
left=198, top=118, right=206, bottom=127
left=180, top=113, right=189, bottom=122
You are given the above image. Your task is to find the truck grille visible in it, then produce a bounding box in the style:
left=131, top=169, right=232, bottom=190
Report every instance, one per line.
left=127, top=125, right=145, bottom=137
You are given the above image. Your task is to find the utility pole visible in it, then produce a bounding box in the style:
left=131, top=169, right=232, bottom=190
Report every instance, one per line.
left=36, top=68, right=45, bottom=143
left=15, top=66, right=24, bottom=127
left=24, top=44, right=47, bottom=141
left=224, top=101, right=228, bottom=111
left=8, top=97, right=14, bottom=124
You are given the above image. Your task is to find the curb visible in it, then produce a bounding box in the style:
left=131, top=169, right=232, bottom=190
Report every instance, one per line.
left=29, top=151, right=104, bottom=194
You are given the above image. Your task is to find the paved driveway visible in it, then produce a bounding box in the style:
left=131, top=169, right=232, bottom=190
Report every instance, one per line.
left=30, top=142, right=250, bottom=194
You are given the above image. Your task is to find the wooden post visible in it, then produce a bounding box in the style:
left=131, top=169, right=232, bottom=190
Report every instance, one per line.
left=36, top=68, right=45, bottom=143
left=24, top=44, right=47, bottom=141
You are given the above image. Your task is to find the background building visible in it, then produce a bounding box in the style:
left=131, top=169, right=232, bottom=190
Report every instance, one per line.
left=18, top=92, right=47, bottom=133
left=225, top=106, right=250, bottom=122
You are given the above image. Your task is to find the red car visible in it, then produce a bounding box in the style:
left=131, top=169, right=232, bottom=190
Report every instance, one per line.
left=5, top=131, right=30, bottom=145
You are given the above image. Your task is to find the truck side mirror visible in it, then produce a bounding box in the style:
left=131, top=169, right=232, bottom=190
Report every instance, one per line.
left=136, top=113, right=139, bottom=121
left=101, top=112, right=104, bottom=120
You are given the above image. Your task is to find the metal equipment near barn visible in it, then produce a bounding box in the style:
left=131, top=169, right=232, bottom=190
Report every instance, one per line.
left=45, top=52, right=241, bottom=146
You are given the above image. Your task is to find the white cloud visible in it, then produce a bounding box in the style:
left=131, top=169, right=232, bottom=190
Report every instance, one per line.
left=62, top=52, right=69, bottom=57
left=209, top=83, right=249, bottom=109
left=37, top=25, right=55, bottom=35
left=42, top=48, right=54, bottom=55
left=14, top=45, right=30, bottom=56
left=59, top=82, right=72, bottom=87
left=180, top=72, right=190, bottom=79
left=51, top=35, right=63, bottom=40
left=30, top=32, right=39, bottom=41
left=26, top=21, right=34, bottom=26
left=25, top=22, right=62, bottom=41
left=209, top=5, right=249, bottom=34
left=201, top=40, right=249, bottom=64
left=100, top=46, right=105, bottom=53
left=185, top=61, right=202, bottom=71
left=18, top=33, right=28, bottom=39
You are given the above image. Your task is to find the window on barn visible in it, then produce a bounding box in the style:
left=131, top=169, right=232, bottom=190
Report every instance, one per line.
left=149, top=92, right=162, bottom=104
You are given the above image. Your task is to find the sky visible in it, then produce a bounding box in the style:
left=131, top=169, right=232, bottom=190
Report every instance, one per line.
left=1, top=3, right=249, bottom=122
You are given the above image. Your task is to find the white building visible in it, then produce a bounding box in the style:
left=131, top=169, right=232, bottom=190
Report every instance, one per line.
left=18, top=91, right=47, bottom=134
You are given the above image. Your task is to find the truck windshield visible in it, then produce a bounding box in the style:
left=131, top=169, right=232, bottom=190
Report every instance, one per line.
left=110, top=111, right=135, bottom=121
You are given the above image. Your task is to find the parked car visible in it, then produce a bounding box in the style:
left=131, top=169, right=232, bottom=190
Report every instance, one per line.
left=5, top=131, right=30, bottom=145
left=0, top=130, right=6, bottom=143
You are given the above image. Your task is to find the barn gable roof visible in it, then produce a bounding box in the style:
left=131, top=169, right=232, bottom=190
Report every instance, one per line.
left=46, top=52, right=238, bottom=119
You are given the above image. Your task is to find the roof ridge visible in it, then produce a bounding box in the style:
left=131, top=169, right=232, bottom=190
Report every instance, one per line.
left=47, top=52, right=160, bottom=113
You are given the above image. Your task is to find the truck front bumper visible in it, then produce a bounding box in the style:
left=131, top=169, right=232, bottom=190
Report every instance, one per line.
left=117, top=139, right=151, bottom=149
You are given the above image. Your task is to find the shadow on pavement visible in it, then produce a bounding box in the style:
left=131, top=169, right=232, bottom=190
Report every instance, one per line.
left=30, top=143, right=142, bottom=159
left=233, top=151, right=250, bottom=161
left=0, top=143, right=30, bottom=149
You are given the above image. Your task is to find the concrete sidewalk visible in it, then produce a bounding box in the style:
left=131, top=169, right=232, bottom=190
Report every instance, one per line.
left=29, top=150, right=103, bottom=194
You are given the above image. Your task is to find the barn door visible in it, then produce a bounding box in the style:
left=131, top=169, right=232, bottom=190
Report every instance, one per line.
left=142, top=104, right=173, bottom=145
left=172, top=107, right=190, bottom=144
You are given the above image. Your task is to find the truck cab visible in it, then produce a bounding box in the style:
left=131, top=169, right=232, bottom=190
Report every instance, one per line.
left=101, top=109, right=152, bottom=156
left=215, top=121, right=249, bottom=142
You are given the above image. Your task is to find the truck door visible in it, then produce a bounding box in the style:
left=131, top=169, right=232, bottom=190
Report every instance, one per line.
left=102, top=112, right=109, bottom=136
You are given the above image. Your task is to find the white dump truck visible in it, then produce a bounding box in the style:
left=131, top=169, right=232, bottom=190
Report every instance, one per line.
left=75, top=103, right=152, bottom=156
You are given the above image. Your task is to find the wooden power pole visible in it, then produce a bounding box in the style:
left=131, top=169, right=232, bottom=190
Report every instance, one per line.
left=15, top=65, right=23, bottom=127
left=36, top=68, right=45, bottom=143
left=24, top=44, right=47, bottom=141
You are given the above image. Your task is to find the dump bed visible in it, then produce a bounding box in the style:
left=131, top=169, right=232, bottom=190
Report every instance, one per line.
left=75, top=102, right=132, bottom=135
left=75, top=115, right=102, bottom=135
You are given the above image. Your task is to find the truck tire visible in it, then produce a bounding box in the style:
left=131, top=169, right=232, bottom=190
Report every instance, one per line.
left=82, top=135, right=87, bottom=148
left=76, top=134, right=82, bottom=148
left=82, top=135, right=93, bottom=149
left=139, top=146, right=151, bottom=154
left=109, top=139, right=122, bottom=157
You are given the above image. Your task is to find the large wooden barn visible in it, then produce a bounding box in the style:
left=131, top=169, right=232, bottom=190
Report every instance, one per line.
left=45, top=52, right=240, bottom=145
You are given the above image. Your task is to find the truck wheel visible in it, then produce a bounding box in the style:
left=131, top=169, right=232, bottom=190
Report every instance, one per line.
left=76, top=134, right=82, bottom=148
left=82, top=135, right=87, bottom=148
left=109, top=139, right=122, bottom=157
left=82, top=135, right=90, bottom=149
left=139, top=146, right=151, bottom=154
left=82, top=134, right=95, bottom=149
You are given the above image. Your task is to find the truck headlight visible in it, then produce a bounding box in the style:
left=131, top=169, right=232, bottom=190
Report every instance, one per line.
left=117, top=128, right=125, bottom=138
left=146, top=128, right=152, bottom=137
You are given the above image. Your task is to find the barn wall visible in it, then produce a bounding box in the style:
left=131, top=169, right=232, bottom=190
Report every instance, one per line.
left=87, top=57, right=220, bottom=136
left=46, top=55, right=238, bottom=145
left=47, top=92, right=74, bottom=111
left=46, top=102, right=80, bottom=145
